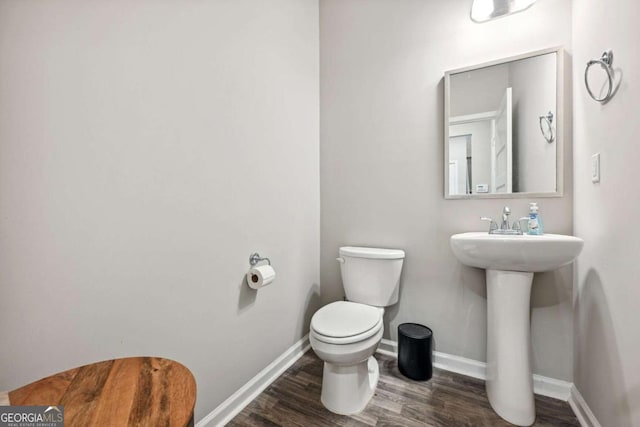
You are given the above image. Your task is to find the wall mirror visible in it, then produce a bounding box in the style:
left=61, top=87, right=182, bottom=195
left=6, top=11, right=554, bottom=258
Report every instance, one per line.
left=444, top=47, right=564, bottom=199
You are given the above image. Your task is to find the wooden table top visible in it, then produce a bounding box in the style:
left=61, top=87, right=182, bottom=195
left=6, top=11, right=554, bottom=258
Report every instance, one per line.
left=7, top=357, right=196, bottom=427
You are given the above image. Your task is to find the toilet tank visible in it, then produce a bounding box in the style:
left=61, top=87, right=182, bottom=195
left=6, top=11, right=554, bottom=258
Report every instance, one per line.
left=338, top=246, right=405, bottom=307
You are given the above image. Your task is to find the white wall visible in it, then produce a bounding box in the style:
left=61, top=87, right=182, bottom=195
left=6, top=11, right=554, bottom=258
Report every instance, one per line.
left=572, top=0, right=640, bottom=425
left=320, top=0, right=574, bottom=380
left=449, top=136, right=469, bottom=195
left=0, top=0, right=320, bottom=422
left=450, top=122, right=493, bottom=193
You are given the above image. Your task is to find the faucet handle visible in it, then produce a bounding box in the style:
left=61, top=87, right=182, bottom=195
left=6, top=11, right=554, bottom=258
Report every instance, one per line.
left=515, top=217, right=530, bottom=232
left=480, top=217, right=498, bottom=233
left=512, top=220, right=522, bottom=233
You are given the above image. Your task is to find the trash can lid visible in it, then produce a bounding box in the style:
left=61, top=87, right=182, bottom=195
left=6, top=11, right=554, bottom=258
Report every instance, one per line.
left=398, top=323, right=432, bottom=339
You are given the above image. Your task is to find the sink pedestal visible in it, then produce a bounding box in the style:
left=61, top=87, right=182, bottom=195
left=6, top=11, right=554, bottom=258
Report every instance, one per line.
left=486, top=269, right=535, bottom=426
left=450, top=232, right=584, bottom=426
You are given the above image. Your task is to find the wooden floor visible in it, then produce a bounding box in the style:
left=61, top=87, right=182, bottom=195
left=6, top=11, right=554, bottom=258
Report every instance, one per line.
left=229, top=352, right=580, bottom=427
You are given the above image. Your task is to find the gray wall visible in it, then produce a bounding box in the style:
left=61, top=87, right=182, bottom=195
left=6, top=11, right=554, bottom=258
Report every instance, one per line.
left=450, top=64, right=509, bottom=117
left=572, top=0, right=640, bottom=425
left=0, top=0, right=320, bottom=422
left=510, top=53, right=557, bottom=192
left=320, top=0, right=574, bottom=380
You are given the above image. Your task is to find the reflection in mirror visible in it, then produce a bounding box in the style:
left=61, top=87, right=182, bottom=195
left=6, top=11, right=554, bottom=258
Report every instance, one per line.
left=445, top=49, right=561, bottom=198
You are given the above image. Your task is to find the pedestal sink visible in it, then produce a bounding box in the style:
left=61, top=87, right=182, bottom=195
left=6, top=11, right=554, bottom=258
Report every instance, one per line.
left=450, top=232, right=584, bottom=426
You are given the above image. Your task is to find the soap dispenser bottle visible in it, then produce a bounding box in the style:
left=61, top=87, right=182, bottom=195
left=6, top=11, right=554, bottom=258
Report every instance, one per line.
left=527, top=202, right=544, bottom=235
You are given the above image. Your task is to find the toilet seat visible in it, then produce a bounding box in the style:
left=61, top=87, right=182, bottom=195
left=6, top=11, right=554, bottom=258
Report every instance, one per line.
left=312, top=318, right=383, bottom=345
left=311, top=301, right=383, bottom=345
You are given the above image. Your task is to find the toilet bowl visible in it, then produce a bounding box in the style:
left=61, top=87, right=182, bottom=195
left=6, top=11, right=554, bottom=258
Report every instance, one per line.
left=310, top=301, right=384, bottom=415
left=309, top=246, right=405, bottom=415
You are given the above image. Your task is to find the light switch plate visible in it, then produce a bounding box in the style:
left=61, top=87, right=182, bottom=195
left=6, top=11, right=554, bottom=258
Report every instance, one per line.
left=476, top=183, right=489, bottom=193
left=591, top=153, right=600, bottom=183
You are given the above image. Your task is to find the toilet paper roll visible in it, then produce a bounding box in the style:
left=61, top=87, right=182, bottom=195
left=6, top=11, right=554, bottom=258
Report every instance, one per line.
left=247, top=265, right=276, bottom=290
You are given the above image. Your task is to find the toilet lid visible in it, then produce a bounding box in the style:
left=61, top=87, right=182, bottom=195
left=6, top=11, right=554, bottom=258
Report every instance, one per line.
left=311, top=301, right=382, bottom=338
left=339, top=246, right=405, bottom=260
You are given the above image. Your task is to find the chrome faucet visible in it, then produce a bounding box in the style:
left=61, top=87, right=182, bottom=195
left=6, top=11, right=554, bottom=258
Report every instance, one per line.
left=501, top=206, right=511, bottom=230
left=481, top=206, right=528, bottom=235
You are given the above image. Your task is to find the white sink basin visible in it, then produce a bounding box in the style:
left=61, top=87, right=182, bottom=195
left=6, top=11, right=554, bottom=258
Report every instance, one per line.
left=450, top=232, right=584, bottom=273
left=449, top=231, right=583, bottom=426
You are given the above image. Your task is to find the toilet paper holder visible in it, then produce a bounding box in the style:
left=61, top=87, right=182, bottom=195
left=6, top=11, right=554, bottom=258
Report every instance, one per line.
left=249, top=252, right=271, bottom=266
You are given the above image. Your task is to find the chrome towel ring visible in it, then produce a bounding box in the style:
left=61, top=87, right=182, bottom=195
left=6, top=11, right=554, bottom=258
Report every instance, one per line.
left=585, top=50, right=614, bottom=103
left=539, top=111, right=554, bottom=143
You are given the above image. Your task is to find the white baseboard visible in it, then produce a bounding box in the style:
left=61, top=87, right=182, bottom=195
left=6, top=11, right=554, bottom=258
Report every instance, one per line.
left=433, top=350, right=487, bottom=381
left=196, top=336, right=598, bottom=427
left=196, top=334, right=311, bottom=427
left=377, top=339, right=572, bottom=401
left=568, top=385, right=602, bottom=427
left=532, top=373, right=573, bottom=402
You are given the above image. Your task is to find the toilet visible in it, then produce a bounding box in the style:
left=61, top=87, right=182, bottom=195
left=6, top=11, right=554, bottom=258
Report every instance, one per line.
left=309, top=246, right=405, bottom=415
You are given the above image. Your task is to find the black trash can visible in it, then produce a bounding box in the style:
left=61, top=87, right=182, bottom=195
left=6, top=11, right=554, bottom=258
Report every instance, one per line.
left=398, top=323, right=433, bottom=381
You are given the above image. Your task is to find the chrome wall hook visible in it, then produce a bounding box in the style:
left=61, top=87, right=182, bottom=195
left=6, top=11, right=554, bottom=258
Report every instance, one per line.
left=249, top=252, right=271, bottom=266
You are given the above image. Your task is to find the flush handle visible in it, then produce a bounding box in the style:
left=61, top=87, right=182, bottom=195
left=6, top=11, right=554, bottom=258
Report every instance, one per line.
left=336, top=257, right=345, bottom=264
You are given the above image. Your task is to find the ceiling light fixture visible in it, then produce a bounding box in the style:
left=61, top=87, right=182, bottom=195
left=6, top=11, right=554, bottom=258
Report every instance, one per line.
left=471, top=0, right=537, bottom=23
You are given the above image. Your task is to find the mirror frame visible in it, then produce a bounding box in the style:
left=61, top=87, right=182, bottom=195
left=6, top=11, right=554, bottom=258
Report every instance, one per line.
left=444, top=46, right=565, bottom=199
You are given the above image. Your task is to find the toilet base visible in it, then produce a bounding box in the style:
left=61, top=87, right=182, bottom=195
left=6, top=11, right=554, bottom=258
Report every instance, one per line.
left=320, top=356, right=379, bottom=415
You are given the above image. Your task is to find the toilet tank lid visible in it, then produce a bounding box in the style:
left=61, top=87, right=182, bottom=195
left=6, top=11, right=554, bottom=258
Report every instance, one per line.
left=339, top=246, right=405, bottom=260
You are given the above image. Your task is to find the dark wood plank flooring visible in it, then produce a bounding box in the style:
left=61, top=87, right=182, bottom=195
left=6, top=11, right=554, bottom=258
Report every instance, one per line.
left=229, top=352, right=579, bottom=427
